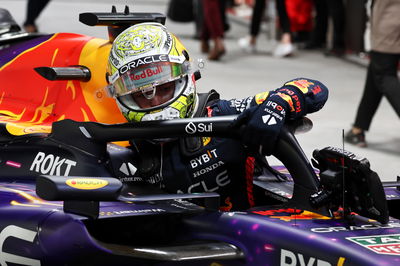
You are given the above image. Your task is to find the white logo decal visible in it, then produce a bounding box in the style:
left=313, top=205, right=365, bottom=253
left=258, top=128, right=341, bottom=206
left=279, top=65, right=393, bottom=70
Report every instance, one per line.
left=118, top=54, right=169, bottom=75
left=190, top=149, right=218, bottom=168
left=281, top=249, right=331, bottom=266
left=0, top=225, right=41, bottom=266
left=185, top=122, right=197, bottom=134
left=311, top=223, right=400, bottom=233
left=230, top=97, right=253, bottom=112
left=262, top=114, right=277, bottom=125
left=186, top=170, right=230, bottom=193
left=119, top=162, right=137, bottom=176
left=193, top=161, right=224, bottom=178
left=185, top=122, right=213, bottom=134
left=30, top=152, right=77, bottom=176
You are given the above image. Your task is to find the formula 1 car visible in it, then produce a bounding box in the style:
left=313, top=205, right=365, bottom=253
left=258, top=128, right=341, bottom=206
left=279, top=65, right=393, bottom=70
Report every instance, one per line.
left=1, top=6, right=400, bottom=266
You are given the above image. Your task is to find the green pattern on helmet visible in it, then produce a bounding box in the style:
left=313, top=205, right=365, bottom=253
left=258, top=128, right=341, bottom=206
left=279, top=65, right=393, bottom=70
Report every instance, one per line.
left=109, top=23, right=196, bottom=123
left=171, top=64, right=182, bottom=77
left=170, top=94, right=195, bottom=118
left=126, top=110, right=146, bottom=122
left=113, top=24, right=164, bottom=59
left=186, top=93, right=196, bottom=117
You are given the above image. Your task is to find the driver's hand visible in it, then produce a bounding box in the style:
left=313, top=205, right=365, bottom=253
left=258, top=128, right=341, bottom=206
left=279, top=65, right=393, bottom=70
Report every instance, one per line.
left=275, top=78, right=329, bottom=119
left=235, top=93, right=288, bottom=156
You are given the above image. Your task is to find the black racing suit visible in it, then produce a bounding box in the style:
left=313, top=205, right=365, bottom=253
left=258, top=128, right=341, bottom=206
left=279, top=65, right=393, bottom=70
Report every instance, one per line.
left=129, top=78, right=329, bottom=211
left=130, top=90, right=256, bottom=211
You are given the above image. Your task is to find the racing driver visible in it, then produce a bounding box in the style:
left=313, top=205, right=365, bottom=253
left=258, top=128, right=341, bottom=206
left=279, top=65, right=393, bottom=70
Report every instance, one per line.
left=106, top=23, right=329, bottom=211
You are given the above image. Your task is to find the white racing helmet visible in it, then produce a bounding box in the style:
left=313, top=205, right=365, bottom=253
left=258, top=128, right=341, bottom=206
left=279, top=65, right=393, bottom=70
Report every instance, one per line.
left=107, top=23, right=197, bottom=122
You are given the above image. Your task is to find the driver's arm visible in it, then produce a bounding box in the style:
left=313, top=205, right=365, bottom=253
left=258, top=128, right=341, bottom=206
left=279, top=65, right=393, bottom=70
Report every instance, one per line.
left=209, top=78, right=329, bottom=155
left=209, top=78, right=328, bottom=117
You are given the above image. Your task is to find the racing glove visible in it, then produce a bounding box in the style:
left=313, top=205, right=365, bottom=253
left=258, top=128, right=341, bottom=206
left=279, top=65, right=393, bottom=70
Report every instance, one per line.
left=274, top=78, right=329, bottom=119
left=235, top=93, right=288, bottom=155
left=235, top=78, right=328, bottom=155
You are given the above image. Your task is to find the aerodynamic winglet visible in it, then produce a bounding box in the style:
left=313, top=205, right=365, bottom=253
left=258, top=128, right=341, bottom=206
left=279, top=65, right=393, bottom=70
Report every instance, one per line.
left=34, top=66, right=91, bottom=81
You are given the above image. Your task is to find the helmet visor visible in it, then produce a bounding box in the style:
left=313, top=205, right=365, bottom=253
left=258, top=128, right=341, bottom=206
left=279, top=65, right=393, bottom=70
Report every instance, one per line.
left=109, top=61, right=190, bottom=98
left=118, top=75, right=188, bottom=112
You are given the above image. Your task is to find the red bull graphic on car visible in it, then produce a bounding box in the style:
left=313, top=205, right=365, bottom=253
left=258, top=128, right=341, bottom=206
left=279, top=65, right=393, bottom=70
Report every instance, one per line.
left=252, top=208, right=331, bottom=221
left=0, top=33, right=125, bottom=136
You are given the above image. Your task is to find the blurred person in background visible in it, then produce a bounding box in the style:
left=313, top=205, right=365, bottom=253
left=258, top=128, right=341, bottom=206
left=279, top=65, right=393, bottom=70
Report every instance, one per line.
left=237, top=0, right=268, bottom=53
left=304, top=0, right=328, bottom=50
left=201, top=0, right=226, bottom=60
left=23, top=0, right=51, bottom=33
left=238, top=0, right=313, bottom=57
left=285, top=0, right=313, bottom=45
left=273, top=0, right=294, bottom=57
left=194, top=0, right=229, bottom=40
left=325, top=0, right=346, bottom=56
left=345, top=0, right=400, bottom=147
left=305, top=0, right=346, bottom=56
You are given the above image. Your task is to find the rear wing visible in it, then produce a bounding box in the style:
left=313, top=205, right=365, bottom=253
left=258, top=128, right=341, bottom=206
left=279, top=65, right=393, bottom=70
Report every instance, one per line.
left=34, top=6, right=167, bottom=82
left=79, top=5, right=166, bottom=42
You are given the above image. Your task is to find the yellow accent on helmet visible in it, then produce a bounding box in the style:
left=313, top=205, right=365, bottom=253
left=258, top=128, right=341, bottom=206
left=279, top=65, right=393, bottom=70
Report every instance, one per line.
left=106, top=23, right=197, bottom=123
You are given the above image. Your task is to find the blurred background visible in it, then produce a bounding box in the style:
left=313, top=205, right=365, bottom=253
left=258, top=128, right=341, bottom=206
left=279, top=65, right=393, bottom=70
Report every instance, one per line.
left=1, top=0, right=399, bottom=181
